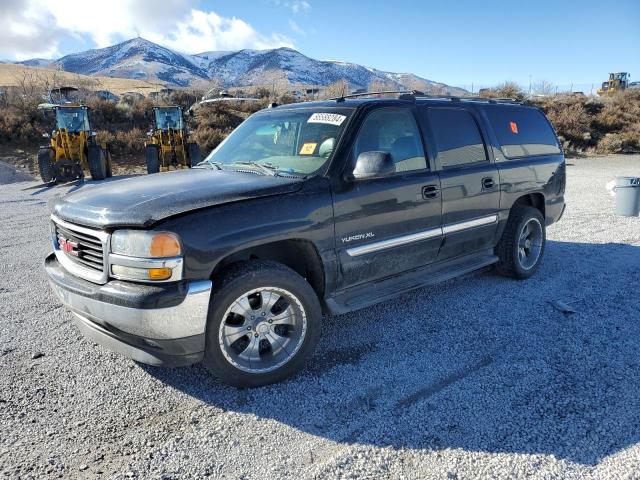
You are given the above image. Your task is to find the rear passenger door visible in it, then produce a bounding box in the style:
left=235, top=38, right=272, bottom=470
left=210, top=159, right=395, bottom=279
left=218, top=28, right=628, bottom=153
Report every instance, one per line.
left=420, top=106, right=500, bottom=260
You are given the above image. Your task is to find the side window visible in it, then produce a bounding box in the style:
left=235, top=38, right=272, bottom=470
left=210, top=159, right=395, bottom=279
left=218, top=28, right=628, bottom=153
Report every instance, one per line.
left=485, top=106, right=561, bottom=159
left=353, top=108, right=426, bottom=173
left=428, top=108, right=487, bottom=168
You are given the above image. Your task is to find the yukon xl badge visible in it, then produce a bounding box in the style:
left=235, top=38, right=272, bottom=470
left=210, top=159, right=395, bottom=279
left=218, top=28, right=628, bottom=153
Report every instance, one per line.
left=341, top=232, right=375, bottom=243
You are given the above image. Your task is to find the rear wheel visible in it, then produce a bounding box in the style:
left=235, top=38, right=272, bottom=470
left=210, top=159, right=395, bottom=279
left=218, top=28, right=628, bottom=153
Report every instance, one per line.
left=203, top=261, right=322, bottom=388
left=145, top=145, right=160, bottom=174
left=37, top=148, right=56, bottom=183
left=187, top=142, right=201, bottom=167
left=495, top=206, right=546, bottom=279
left=88, top=144, right=107, bottom=180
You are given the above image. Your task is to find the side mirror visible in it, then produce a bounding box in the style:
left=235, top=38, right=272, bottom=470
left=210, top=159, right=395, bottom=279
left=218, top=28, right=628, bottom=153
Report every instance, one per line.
left=347, top=151, right=395, bottom=181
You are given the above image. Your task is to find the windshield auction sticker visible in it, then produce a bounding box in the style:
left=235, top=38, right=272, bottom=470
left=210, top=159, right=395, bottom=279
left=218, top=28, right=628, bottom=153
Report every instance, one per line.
left=307, top=113, right=347, bottom=126
left=300, top=143, right=317, bottom=155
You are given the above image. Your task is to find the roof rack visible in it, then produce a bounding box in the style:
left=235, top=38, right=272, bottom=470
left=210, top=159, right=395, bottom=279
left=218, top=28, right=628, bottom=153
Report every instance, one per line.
left=330, top=90, right=522, bottom=105
left=332, top=90, right=424, bottom=102
left=413, top=94, right=522, bottom=105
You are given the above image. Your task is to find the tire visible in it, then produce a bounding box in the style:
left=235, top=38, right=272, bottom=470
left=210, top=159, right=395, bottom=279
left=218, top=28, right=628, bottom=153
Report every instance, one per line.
left=105, top=150, right=113, bottom=178
left=87, top=144, right=107, bottom=180
left=145, top=145, right=160, bottom=174
left=495, top=206, right=546, bottom=279
left=37, top=148, right=56, bottom=183
left=203, top=261, right=322, bottom=388
left=186, top=142, right=201, bottom=167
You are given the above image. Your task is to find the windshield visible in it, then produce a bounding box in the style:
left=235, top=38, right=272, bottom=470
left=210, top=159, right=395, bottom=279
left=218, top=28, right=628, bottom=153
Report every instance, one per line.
left=56, top=108, right=90, bottom=132
left=202, top=109, right=352, bottom=175
left=155, top=108, right=183, bottom=130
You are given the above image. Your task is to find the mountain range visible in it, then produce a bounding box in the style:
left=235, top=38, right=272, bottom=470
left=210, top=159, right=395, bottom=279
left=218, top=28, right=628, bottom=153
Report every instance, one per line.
left=9, top=37, right=466, bottom=95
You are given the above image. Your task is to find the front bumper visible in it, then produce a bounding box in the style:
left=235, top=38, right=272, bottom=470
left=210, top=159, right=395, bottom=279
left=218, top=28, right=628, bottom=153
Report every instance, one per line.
left=45, top=253, right=211, bottom=367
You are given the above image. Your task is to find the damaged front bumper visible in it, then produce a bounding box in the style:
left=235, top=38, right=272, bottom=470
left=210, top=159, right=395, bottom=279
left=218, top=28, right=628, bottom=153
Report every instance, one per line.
left=45, top=253, right=211, bottom=367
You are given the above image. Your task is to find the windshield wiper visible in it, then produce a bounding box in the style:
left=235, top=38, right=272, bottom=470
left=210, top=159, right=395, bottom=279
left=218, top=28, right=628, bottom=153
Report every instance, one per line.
left=231, top=161, right=280, bottom=176
left=195, top=159, right=223, bottom=170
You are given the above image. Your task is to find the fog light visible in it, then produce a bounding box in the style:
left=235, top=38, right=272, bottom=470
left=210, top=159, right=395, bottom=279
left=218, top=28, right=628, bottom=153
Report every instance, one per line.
left=112, top=265, right=172, bottom=281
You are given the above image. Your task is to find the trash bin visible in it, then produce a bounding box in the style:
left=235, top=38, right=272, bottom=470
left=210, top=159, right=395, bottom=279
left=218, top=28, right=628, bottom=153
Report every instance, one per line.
left=614, top=176, right=640, bottom=217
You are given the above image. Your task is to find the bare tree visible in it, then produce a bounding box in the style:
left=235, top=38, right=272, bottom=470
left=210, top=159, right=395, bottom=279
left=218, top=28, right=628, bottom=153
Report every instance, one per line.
left=319, top=79, right=349, bottom=99
left=533, top=80, right=555, bottom=96
left=9, top=70, right=44, bottom=114
left=368, top=78, right=397, bottom=93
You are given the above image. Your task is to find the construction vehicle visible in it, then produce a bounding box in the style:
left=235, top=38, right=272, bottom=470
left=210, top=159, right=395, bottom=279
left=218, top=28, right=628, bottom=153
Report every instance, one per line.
left=37, top=104, right=112, bottom=183
left=145, top=106, right=201, bottom=174
left=597, top=72, right=631, bottom=96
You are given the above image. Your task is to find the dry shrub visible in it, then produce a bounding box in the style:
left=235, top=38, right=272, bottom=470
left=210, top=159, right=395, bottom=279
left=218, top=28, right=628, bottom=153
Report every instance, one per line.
left=480, top=81, right=526, bottom=100
left=0, top=107, right=42, bottom=142
left=116, top=128, right=145, bottom=153
left=95, top=130, right=115, bottom=146
left=192, top=126, right=227, bottom=152
left=534, top=97, right=591, bottom=147
left=596, top=133, right=625, bottom=154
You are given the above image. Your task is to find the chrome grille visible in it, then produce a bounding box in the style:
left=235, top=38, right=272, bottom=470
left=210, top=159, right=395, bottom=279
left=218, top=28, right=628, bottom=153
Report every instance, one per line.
left=55, top=224, right=104, bottom=272
left=51, top=215, right=110, bottom=284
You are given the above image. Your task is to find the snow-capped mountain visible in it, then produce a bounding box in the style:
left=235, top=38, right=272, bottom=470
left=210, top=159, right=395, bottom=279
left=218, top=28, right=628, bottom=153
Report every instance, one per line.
left=16, top=37, right=466, bottom=94
left=48, top=38, right=209, bottom=87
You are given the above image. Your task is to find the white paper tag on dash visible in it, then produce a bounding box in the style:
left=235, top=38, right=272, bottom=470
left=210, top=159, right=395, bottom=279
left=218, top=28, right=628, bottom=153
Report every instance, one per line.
left=307, top=113, right=346, bottom=126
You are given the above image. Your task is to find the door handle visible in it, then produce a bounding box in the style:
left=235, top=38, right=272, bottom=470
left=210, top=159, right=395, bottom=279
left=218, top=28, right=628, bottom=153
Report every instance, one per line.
left=422, top=185, right=440, bottom=199
left=482, top=177, right=495, bottom=190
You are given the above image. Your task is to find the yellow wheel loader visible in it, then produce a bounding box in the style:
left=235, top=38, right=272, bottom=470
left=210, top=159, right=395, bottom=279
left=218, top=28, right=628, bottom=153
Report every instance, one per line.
left=145, top=106, right=201, bottom=174
left=37, top=104, right=112, bottom=183
left=597, top=72, right=630, bottom=96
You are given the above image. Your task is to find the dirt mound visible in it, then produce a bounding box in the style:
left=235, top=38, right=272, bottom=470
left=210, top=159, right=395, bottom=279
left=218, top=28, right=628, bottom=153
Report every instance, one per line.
left=0, top=161, right=35, bottom=184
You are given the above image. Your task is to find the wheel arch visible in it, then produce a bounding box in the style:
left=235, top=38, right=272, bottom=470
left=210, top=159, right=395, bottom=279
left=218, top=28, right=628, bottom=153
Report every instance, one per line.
left=210, top=238, right=326, bottom=299
left=512, top=192, right=545, bottom=218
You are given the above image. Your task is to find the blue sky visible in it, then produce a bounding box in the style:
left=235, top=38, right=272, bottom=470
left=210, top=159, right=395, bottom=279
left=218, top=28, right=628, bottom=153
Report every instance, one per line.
left=4, top=0, right=639, bottom=90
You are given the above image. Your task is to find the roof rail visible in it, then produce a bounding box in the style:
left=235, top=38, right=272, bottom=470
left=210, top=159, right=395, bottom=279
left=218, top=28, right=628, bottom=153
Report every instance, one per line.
left=332, top=90, right=424, bottom=102
left=329, top=90, right=523, bottom=105
left=413, top=94, right=522, bottom=105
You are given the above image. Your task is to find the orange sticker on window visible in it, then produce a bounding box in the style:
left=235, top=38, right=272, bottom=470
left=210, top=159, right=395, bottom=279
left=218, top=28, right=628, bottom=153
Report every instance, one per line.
left=510, top=121, right=519, bottom=134
left=300, top=142, right=317, bottom=155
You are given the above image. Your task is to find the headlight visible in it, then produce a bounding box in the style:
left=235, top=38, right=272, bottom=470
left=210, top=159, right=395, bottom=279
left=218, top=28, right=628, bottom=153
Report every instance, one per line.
left=111, top=230, right=181, bottom=258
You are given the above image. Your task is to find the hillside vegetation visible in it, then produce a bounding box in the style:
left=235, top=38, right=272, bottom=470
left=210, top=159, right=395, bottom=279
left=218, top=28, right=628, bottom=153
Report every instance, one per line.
left=0, top=64, right=164, bottom=96
left=1, top=80, right=639, bottom=169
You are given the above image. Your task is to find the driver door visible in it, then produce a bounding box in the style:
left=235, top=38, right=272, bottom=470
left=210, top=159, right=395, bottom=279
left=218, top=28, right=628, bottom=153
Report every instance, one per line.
left=332, top=106, right=443, bottom=290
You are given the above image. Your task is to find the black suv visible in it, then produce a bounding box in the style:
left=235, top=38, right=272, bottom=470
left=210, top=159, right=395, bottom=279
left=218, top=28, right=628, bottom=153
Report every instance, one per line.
left=45, top=93, right=566, bottom=387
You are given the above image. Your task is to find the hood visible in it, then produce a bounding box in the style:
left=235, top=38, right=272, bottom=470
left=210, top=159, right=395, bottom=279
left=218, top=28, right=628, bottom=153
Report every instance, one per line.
left=50, top=169, right=303, bottom=229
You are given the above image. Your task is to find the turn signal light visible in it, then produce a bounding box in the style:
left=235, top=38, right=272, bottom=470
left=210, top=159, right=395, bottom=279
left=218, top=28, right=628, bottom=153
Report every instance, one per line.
left=147, top=267, right=172, bottom=280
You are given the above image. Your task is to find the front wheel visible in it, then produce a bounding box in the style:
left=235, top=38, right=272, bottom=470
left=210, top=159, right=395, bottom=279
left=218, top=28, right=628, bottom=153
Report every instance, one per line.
left=203, top=261, right=321, bottom=388
left=37, top=148, right=56, bottom=183
left=88, top=144, right=107, bottom=180
left=495, top=206, right=546, bottom=279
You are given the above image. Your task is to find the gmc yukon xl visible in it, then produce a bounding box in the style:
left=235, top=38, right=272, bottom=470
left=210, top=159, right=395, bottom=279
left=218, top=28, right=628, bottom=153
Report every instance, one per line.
left=45, top=93, right=566, bottom=387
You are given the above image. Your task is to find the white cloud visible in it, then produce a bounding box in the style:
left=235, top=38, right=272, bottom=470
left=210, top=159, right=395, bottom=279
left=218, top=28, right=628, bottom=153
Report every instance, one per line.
left=0, top=0, right=294, bottom=60
left=288, top=19, right=306, bottom=36
left=275, top=0, right=311, bottom=14
left=157, top=10, right=294, bottom=53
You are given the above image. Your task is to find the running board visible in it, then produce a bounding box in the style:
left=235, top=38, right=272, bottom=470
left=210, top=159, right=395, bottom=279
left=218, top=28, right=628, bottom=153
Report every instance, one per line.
left=324, top=251, right=498, bottom=315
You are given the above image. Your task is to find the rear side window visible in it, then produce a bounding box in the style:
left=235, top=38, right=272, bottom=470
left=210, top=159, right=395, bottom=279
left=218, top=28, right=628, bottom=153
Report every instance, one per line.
left=485, top=106, right=561, bottom=159
left=427, top=108, right=487, bottom=168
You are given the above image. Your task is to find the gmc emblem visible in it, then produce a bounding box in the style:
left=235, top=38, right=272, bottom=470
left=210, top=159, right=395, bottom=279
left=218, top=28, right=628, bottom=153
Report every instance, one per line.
left=59, top=237, right=79, bottom=256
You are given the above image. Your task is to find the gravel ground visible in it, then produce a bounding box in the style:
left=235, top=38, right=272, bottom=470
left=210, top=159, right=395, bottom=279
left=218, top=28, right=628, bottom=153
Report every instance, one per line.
left=1, top=155, right=639, bottom=479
